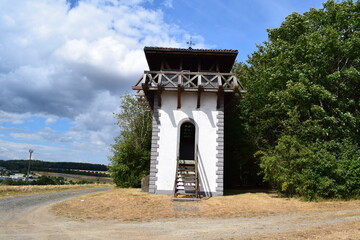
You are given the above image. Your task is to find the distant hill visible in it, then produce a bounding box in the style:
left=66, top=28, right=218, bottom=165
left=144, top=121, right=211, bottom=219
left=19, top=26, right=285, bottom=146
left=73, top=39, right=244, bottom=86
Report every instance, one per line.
left=0, top=160, right=108, bottom=177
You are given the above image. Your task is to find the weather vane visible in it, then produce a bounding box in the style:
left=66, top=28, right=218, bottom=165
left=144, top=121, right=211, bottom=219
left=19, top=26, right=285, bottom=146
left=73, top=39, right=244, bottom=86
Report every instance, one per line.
left=186, top=37, right=195, bottom=49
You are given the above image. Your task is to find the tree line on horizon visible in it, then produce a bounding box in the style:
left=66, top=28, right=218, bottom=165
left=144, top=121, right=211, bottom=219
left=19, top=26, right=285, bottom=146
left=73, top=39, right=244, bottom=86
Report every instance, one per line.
left=109, top=0, right=359, bottom=200
left=0, top=160, right=108, bottom=177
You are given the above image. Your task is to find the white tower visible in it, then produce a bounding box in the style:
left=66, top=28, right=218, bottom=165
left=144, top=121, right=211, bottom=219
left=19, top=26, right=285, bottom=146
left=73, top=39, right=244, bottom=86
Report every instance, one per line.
left=133, top=47, right=245, bottom=198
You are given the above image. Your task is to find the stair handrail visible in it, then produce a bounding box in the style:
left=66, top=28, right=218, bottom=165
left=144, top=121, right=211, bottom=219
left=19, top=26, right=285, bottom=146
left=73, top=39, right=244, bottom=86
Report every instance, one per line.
left=173, top=155, right=180, bottom=197
left=195, top=144, right=200, bottom=198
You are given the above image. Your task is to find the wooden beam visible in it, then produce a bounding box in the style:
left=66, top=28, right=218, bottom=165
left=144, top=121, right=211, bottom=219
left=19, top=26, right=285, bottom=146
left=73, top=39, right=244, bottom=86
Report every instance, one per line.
left=157, top=73, right=162, bottom=85
left=161, top=57, right=164, bottom=70
left=164, top=59, right=171, bottom=70
left=217, top=85, right=224, bottom=109
left=197, top=85, right=203, bottom=109
left=217, top=75, right=222, bottom=88
left=142, top=73, right=147, bottom=84
left=177, top=84, right=182, bottom=109
left=142, top=83, right=154, bottom=110
left=157, top=87, right=162, bottom=107
left=132, top=86, right=142, bottom=90
left=133, top=76, right=143, bottom=88
left=145, top=70, right=233, bottom=76
left=142, top=83, right=148, bottom=96
left=209, top=62, right=216, bottom=71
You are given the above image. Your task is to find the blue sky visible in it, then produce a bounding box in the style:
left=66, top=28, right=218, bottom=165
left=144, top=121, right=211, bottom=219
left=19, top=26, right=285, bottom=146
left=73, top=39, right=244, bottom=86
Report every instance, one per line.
left=0, top=0, right=327, bottom=164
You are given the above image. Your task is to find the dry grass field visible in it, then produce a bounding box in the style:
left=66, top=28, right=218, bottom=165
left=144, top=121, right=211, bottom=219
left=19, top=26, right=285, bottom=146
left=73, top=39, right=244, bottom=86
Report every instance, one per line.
left=52, top=188, right=360, bottom=222
left=51, top=188, right=360, bottom=239
left=2, top=186, right=357, bottom=239
left=0, top=184, right=113, bottom=199
left=34, top=171, right=113, bottom=183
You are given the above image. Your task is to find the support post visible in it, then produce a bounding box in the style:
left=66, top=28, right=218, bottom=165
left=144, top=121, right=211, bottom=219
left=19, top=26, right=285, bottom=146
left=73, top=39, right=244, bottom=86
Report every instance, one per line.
left=217, top=85, right=224, bottom=109
left=177, top=84, right=182, bottom=109
left=197, top=85, right=203, bottom=109
left=157, top=87, right=162, bottom=107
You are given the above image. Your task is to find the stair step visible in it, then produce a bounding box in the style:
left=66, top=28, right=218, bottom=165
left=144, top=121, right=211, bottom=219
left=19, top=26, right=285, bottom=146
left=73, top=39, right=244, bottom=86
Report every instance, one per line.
left=175, top=190, right=195, bottom=194
left=177, top=180, right=196, bottom=183
left=174, top=159, right=200, bottom=200
left=178, top=169, right=195, bottom=172
left=178, top=179, right=196, bottom=183
left=178, top=171, right=195, bottom=174
left=176, top=182, right=196, bottom=185
left=177, top=177, right=196, bottom=181
left=177, top=186, right=196, bottom=189
left=176, top=174, right=196, bottom=179
left=178, top=174, right=195, bottom=177
left=178, top=168, right=195, bottom=171
left=176, top=188, right=195, bottom=191
left=176, top=185, right=196, bottom=189
left=175, top=190, right=196, bottom=196
left=178, top=173, right=195, bottom=175
left=177, top=182, right=196, bottom=185
left=176, top=184, right=196, bottom=188
left=177, top=178, right=196, bottom=182
left=176, top=186, right=196, bottom=190
left=178, top=160, right=196, bottom=165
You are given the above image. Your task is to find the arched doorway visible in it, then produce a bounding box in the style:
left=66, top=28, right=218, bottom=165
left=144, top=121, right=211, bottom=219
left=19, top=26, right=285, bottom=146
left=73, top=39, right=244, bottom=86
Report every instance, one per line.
left=179, top=122, right=196, bottom=160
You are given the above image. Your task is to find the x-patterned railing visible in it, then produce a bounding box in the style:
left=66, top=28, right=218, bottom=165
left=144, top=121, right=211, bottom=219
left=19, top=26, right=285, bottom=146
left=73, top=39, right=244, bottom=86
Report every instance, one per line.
left=141, top=71, right=244, bottom=90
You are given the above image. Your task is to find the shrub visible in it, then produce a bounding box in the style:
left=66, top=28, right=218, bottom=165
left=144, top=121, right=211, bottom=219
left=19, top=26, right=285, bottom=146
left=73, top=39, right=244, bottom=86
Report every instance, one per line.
left=259, top=136, right=360, bottom=200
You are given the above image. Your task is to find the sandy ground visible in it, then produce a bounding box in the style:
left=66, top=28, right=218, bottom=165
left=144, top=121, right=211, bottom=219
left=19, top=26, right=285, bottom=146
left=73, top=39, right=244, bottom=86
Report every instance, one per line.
left=53, top=188, right=360, bottom=222
left=1, top=188, right=359, bottom=239
left=1, top=203, right=359, bottom=240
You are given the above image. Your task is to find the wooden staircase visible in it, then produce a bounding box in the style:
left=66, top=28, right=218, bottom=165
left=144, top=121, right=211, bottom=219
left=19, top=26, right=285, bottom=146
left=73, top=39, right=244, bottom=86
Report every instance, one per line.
left=173, top=145, right=200, bottom=201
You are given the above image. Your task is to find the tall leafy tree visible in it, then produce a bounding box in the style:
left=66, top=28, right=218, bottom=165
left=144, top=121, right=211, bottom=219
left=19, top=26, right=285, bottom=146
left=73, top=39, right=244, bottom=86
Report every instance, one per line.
left=236, top=0, right=359, bottom=199
left=109, top=94, right=152, bottom=187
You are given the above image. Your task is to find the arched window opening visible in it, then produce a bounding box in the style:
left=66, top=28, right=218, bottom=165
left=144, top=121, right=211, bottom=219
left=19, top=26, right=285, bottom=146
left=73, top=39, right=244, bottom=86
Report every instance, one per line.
left=179, top=122, right=196, bottom=160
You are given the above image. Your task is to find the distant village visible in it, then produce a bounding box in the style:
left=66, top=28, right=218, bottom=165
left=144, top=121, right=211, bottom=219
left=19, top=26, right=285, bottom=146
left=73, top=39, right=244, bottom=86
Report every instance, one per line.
left=0, top=166, right=37, bottom=182
left=0, top=160, right=112, bottom=185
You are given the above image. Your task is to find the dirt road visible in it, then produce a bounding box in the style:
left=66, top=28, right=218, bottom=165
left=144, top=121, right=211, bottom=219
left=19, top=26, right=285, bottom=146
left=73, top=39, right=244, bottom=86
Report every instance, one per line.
left=0, top=189, right=359, bottom=240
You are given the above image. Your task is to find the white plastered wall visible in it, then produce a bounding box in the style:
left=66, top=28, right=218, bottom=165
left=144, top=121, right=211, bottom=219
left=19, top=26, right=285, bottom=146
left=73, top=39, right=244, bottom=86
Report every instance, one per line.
left=155, top=91, right=220, bottom=196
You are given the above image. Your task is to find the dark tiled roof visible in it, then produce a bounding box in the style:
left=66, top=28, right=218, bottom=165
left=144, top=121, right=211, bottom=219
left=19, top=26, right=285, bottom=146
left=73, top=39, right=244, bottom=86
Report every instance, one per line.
left=144, top=46, right=238, bottom=54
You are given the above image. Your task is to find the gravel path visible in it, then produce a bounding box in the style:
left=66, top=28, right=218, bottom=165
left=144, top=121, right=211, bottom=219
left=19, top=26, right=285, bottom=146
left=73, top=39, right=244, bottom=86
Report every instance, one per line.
left=0, top=187, right=111, bottom=225
left=0, top=188, right=359, bottom=240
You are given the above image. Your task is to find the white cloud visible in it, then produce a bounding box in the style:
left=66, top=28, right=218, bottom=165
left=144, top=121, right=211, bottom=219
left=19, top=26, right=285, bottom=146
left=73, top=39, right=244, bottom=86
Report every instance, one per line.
left=10, top=133, right=44, bottom=141
left=45, top=117, right=58, bottom=124
left=0, top=0, right=195, bottom=163
left=0, top=138, right=91, bottom=162
left=163, top=0, right=173, bottom=8
left=0, top=0, right=192, bottom=116
left=0, top=111, right=32, bottom=124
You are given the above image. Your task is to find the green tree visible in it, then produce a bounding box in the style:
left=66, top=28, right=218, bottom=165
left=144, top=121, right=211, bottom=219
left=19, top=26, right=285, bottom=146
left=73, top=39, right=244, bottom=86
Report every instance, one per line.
left=34, top=175, right=66, bottom=185
left=236, top=0, right=359, bottom=199
left=109, top=94, right=152, bottom=187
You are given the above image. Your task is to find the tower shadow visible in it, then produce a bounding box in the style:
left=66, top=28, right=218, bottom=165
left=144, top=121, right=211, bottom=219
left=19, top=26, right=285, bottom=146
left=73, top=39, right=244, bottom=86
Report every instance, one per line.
left=224, top=185, right=272, bottom=196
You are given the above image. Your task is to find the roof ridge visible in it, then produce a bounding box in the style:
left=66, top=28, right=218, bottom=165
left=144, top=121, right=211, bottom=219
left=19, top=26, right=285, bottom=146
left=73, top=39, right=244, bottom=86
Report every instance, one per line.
left=144, top=46, right=238, bottom=53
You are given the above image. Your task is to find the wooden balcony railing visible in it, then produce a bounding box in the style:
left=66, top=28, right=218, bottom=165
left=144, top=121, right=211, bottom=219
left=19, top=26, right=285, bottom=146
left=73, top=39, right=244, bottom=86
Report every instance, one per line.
left=133, top=71, right=245, bottom=93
